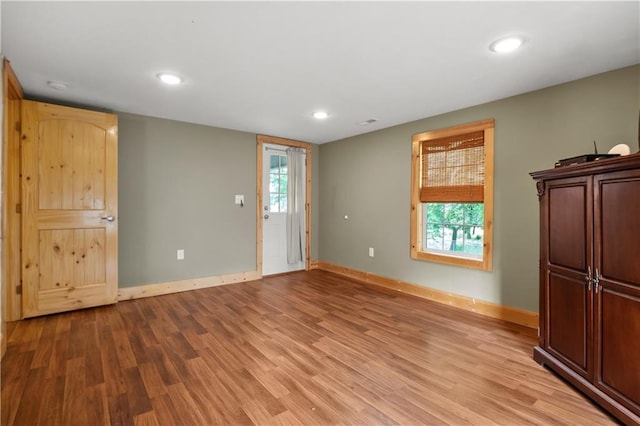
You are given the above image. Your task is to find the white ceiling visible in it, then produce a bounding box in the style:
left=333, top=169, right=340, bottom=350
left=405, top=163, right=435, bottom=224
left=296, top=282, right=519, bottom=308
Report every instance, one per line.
left=2, top=1, right=639, bottom=144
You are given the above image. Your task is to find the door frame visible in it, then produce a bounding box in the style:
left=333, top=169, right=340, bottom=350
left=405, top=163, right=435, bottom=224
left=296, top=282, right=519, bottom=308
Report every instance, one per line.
left=256, top=135, right=312, bottom=277
left=2, top=59, right=24, bottom=327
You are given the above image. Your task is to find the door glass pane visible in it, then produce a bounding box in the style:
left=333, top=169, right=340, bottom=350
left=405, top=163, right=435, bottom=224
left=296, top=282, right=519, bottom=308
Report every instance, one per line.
left=269, top=174, right=279, bottom=193
left=268, top=154, right=288, bottom=213
left=270, top=155, right=279, bottom=170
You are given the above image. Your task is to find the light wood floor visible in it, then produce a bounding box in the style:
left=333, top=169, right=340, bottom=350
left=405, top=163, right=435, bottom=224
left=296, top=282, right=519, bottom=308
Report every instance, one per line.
left=2, top=270, right=617, bottom=425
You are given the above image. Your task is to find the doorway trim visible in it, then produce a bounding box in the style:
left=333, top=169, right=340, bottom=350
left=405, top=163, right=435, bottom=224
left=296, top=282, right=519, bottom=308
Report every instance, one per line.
left=256, top=135, right=312, bottom=277
left=2, top=58, right=24, bottom=326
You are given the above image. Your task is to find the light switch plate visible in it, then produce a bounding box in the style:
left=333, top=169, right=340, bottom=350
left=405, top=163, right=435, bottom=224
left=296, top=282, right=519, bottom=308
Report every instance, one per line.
left=235, top=195, right=244, bottom=205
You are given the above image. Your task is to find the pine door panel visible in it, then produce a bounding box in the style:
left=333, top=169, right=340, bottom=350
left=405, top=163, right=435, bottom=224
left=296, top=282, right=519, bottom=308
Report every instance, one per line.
left=38, top=228, right=107, bottom=290
left=21, top=100, right=118, bottom=318
left=38, top=120, right=107, bottom=210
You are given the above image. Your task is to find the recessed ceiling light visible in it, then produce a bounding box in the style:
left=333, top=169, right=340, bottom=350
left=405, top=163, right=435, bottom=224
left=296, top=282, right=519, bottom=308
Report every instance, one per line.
left=490, top=36, right=524, bottom=53
left=313, top=111, right=329, bottom=120
left=157, top=73, right=183, bottom=85
left=47, top=81, right=68, bottom=91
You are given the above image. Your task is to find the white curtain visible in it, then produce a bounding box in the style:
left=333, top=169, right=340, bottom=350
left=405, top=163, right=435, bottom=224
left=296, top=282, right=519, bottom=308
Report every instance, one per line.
left=286, top=148, right=306, bottom=264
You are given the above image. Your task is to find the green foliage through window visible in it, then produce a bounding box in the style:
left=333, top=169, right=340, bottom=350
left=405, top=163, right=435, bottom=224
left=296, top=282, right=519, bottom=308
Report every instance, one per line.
left=269, top=155, right=287, bottom=212
left=423, top=203, right=484, bottom=258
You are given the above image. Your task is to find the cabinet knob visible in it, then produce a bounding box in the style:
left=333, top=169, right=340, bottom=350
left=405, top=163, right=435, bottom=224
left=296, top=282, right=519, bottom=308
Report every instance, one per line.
left=585, top=266, right=592, bottom=291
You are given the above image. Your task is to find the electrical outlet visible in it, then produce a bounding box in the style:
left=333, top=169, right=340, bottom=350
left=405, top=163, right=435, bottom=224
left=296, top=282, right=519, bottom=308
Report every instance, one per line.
left=177, top=249, right=185, bottom=260
left=369, top=247, right=374, bottom=257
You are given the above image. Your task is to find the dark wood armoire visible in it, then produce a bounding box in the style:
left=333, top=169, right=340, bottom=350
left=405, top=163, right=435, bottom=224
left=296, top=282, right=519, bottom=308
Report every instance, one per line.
left=531, top=154, right=640, bottom=425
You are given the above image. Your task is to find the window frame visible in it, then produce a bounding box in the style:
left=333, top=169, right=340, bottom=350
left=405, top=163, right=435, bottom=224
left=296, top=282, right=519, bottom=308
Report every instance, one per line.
left=410, top=119, right=494, bottom=271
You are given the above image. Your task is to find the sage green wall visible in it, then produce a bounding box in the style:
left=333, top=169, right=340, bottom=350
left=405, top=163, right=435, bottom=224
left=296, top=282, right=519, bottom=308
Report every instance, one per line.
left=319, top=65, right=639, bottom=312
left=118, top=113, right=320, bottom=287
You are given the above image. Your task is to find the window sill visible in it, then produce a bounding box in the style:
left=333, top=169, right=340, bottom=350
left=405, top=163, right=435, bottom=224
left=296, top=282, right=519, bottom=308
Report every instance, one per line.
left=410, top=249, right=492, bottom=271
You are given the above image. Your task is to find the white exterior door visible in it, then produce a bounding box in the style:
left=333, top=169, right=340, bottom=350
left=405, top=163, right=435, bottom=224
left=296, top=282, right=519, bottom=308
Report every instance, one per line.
left=262, top=144, right=305, bottom=275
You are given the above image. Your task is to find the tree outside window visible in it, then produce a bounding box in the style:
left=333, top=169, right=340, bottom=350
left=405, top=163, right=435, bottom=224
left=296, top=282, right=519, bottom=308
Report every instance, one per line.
left=424, top=203, right=484, bottom=257
left=410, top=119, right=494, bottom=271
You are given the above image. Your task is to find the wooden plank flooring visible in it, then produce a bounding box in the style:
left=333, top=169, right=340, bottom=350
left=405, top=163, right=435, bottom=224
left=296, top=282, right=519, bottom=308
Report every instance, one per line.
left=2, top=270, right=617, bottom=425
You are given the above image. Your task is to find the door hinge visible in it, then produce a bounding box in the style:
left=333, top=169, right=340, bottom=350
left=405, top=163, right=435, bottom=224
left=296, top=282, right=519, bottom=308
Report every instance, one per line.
left=16, top=203, right=22, bottom=214
left=16, top=285, right=22, bottom=295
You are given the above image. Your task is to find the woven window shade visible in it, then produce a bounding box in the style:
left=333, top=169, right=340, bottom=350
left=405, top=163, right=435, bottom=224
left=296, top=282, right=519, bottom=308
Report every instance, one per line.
left=420, top=130, right=485, bottom=203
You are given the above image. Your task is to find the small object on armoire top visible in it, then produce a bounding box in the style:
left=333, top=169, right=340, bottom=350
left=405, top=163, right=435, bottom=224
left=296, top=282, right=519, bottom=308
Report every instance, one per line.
left=554, top=140, right=621, bottom=168
left=608, top=143, right=631, bottom=156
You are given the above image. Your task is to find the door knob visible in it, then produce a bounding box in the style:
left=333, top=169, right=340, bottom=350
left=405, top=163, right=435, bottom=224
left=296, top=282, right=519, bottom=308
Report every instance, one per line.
left=264, top=206, right=269, bottom=211
left=264, top=214, right=270, bottom=219
left=101, top=215, right=115, bottom=222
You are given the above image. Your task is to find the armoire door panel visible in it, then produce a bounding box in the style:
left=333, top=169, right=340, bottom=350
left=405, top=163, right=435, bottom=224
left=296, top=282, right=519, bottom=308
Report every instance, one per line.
left=598, top=288, right=640, bottom=412
left=547, top=271, right=590, bottom=375
left=597, top=177, right=640, bottom=286
left=548, top=183, right=589, bottom=271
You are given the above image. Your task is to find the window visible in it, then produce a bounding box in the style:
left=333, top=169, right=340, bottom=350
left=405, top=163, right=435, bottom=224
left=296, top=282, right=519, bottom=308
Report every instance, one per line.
left=424, top=203, right=484, bottom=257
left=410, top=119, right=494, bottom=271
left=269, top=154, right=288, bottom=212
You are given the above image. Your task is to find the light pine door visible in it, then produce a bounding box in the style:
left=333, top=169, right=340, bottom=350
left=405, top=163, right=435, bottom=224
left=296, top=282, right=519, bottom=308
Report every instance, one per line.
left=21, top=101, right=118, bottom=317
